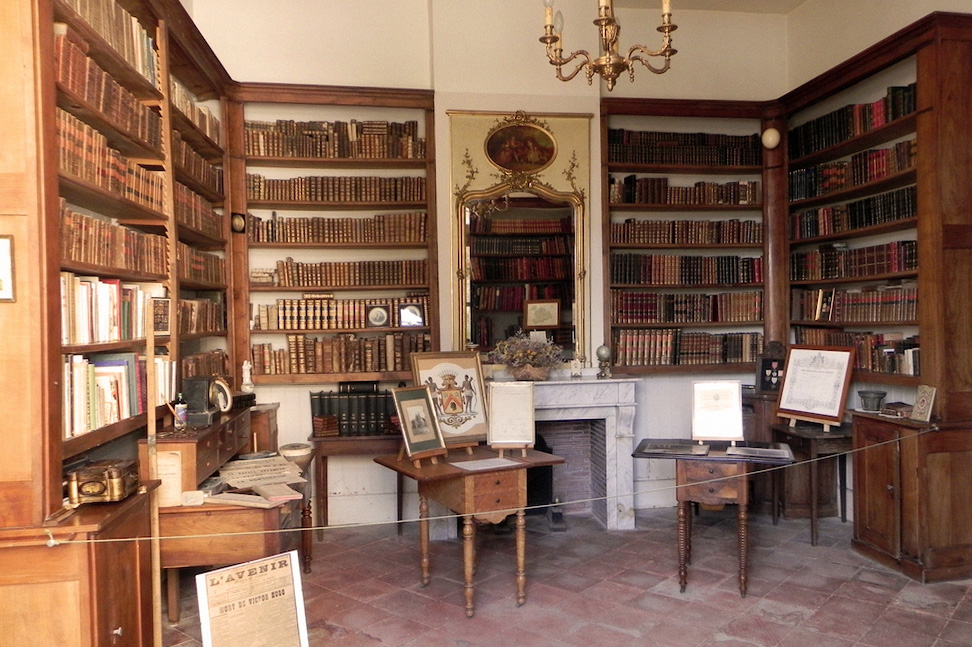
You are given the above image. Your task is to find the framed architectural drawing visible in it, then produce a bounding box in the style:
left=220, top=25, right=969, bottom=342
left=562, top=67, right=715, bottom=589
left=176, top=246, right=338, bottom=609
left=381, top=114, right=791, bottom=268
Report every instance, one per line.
left=487, top=381, right=535, bottom=447
left=392, top=385, right=446, bottom=457
left=410, top=351, right=488, bottom=444
left=777, top=345, right=855, bottom=426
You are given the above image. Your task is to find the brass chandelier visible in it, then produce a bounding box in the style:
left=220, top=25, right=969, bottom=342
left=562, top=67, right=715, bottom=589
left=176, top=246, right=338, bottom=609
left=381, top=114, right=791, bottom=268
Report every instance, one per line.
left=540, top=0, right=677, bottom=91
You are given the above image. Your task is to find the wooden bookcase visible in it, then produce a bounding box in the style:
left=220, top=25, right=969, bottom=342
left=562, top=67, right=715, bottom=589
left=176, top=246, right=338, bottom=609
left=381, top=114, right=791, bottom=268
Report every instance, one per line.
left=600, top=99, right=780, bottom=374
left=777, top=13, right=972, bottom=580
left=0, top=0, right=232, bottom=644
left=785, top=60, right=920, bottom=386
left=778, top=12, right=972, bottom=421
left=225, top=83, right=439, bottom=386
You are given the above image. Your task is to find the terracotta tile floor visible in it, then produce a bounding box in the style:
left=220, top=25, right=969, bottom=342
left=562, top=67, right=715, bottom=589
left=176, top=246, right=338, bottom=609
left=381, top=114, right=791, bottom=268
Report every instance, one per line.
left=163, top=508, right=972, bottom=647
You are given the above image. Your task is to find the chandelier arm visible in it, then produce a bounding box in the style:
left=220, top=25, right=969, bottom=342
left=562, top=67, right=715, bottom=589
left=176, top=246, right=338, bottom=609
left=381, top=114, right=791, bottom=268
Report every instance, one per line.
left=628, top=52, right=673, bottom=75
left=547, top=48, right=594, bottom=83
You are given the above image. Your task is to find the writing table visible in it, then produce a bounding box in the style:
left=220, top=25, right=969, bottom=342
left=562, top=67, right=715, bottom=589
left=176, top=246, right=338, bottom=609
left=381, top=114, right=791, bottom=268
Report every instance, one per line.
left=633, top=439, right=793, bottom=596
left=770, top=422, right=853, bottom=546
left=375, top=446, right=564, bottom=617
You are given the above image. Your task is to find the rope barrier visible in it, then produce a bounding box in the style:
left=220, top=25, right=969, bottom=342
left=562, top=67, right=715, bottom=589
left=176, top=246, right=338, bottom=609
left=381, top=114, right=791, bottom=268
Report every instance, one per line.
left=37, top=423, right=937, bottom=548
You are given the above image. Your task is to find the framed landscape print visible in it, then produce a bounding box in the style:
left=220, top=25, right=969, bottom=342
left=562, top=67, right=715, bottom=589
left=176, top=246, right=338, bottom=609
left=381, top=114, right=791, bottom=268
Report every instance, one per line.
left=410, top=351, right=488, bottom=444
left=392, top=385, right=446, bottom=458
left=523, top=299, right=560, bottom=330
left=777, top=345, right=855, bottom=425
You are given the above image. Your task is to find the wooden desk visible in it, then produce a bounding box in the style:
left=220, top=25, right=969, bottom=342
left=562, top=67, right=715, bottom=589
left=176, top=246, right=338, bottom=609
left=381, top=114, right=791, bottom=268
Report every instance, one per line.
left=634, top=440, right=793, bottom=597
left=310, top=435, right=403, bottom=532
left=375, top=447, right=564, bottom=617
left=770, top=422, right=853, bottom=546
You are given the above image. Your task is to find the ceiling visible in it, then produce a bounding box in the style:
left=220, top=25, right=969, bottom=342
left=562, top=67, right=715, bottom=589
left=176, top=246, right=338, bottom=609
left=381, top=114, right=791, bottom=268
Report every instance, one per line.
left=617, top=0, right=808, bottom=14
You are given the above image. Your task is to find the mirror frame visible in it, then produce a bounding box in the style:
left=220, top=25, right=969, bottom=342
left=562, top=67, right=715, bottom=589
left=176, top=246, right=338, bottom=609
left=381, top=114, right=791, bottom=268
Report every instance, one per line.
left=454, top=177, right=588, bottom=365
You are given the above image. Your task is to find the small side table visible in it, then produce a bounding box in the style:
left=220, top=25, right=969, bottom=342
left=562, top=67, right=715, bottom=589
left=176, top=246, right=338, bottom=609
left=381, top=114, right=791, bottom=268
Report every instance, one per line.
left=771, top=422, right=853, bottom=546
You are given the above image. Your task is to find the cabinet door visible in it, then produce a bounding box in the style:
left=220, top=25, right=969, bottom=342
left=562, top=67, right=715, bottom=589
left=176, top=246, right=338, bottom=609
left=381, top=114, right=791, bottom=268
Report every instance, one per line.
left=853, top=419, right=900, bottom=558
left=93, top=497, right=152, bottom=647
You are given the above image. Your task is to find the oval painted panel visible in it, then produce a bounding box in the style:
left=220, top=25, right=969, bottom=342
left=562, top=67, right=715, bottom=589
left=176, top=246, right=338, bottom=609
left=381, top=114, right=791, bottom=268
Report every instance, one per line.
left=484, top=123, right=557, bottom=173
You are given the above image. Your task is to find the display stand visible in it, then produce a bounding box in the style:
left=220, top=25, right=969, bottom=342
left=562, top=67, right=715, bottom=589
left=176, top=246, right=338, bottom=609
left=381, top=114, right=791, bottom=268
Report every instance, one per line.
left=786, top=415, right=833, bottom=433
left=397, top=445, right=447, bottom=469
left=493, top=444, right=532, bottom=458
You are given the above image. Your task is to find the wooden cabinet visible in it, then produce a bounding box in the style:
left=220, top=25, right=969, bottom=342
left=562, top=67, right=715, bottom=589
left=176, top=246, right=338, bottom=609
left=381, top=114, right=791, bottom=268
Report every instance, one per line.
left=226, top=83, right=439, bottom=385
left=852, top=413, right=972, bottom=581
left=0, top=492, right=154, bottom=647
left=600, top=99, right=776, bottom=374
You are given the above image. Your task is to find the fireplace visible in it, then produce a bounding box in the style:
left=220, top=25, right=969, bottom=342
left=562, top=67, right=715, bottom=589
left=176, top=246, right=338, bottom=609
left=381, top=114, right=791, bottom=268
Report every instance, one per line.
left=530, top=377, right=637, bottom=530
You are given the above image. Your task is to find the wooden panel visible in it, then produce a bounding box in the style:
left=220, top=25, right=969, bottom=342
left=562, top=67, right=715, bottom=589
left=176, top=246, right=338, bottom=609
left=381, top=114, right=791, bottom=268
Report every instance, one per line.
left=1, top=580, right=84, bottom=647
left=158, top=505, right=290, bottom=568
left=853, top=420, right=899, bottom=558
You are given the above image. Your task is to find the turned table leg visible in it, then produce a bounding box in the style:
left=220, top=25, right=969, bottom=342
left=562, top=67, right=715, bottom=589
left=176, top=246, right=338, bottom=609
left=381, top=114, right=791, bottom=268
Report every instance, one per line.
left=463, top=515, right=476, bottom=617
left=515, top=509, right=526, bottom=606
left=677, top=501, right=690, bottom=592
left=419, top=495, right=430, bottom=586
left=738, top=503, right=749, bottom=596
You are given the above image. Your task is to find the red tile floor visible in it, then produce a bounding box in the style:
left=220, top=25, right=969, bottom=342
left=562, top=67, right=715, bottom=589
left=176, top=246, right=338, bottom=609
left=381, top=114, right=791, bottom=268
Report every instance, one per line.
left=163, top=508, right=972, bottom=647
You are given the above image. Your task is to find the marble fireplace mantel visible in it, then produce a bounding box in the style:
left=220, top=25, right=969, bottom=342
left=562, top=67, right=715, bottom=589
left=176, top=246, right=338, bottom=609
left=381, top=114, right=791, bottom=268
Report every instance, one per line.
left=531, top=377, right=638, bottom=530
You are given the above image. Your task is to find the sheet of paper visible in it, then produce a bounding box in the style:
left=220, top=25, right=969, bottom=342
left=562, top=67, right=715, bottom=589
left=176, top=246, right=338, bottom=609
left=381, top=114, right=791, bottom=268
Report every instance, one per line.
left=451, top=457, right=520, bottom=472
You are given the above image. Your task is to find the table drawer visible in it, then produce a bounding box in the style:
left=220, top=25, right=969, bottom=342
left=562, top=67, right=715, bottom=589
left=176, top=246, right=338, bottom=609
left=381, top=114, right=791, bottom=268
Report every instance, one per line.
left=677, top=461, right=746, bottom=504
left=472, top=471, right=520, bottom=513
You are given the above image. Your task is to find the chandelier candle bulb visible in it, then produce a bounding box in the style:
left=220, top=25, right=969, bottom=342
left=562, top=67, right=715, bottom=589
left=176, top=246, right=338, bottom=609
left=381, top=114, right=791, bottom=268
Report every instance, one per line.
left=663, top=0, right=671, bottom=15
left=545, top=4, right=553, bottom=26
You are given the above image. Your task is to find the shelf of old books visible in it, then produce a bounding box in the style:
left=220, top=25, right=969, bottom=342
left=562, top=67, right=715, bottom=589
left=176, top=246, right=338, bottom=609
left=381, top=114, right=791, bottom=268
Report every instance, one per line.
left=601, top=100, right=768, bottom=373
left=786, top=60, right=919, bottom=383
left=232, top=86, right=439, bottom=386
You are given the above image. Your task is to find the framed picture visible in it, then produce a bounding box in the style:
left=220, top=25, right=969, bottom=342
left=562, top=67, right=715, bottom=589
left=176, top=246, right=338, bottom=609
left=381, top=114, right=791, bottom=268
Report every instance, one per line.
left=399, top=302, right=425, bottom=327
left=484, top=113, right=557, bottom=174
left=366, top=304, right=390, bottom=328
left=777, top=345, right=855, bottom=425
left=755, top=341, right=786, bottom=395
left=411, top=351, right=488, bottom=444
left=691, top=380, right=744, bottom=442
left=487, top=382, right=535, bottom=447
left=523, top=299, right=560, bottom=330
left=392, top=385, right=446, bottom=458
left=0, top=235, right=15, bottom=302
left=911, top=384, right=937, bottom=423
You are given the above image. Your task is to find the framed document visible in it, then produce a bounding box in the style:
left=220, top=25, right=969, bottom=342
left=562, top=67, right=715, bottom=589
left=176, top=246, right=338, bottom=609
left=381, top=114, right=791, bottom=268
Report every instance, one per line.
left=487, top=381, right=535, bottom=447
left=691, top=380, right=744, bottom=442
left=777, top=345, right=855, bottom=425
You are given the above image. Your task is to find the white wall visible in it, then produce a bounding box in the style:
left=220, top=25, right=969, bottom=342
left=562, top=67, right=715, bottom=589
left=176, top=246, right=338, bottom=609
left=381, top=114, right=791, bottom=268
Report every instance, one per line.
left=184, top=0, right=966, bottom=524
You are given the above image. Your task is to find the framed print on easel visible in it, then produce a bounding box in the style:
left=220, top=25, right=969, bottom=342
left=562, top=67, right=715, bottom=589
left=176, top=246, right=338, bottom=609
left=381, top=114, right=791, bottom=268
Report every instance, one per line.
left=410, top=351, right=488, bottom=445
left=776, top=345, right=855, bottom=429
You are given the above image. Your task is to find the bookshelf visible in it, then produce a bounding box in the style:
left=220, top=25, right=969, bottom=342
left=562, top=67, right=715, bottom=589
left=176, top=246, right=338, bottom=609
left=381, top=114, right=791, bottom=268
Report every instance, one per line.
left=225, top=83, right=438, bottom=388
left=601, top=99, right=772, bottom=374
left=776, top=13, right=972, bottom=581
left=785, top=60, right=920, bottom=383
left=1, top=1, right=234, bottom=644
